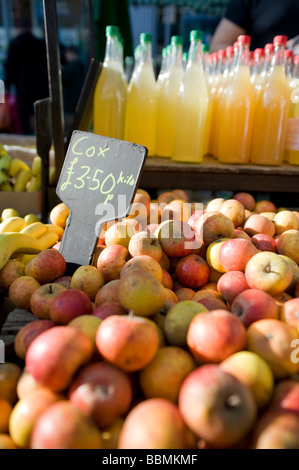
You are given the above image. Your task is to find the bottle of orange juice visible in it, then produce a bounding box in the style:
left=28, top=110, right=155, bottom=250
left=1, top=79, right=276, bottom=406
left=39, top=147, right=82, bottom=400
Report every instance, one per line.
left=217, top=35, right=255, bottom=164
left=251, top=35, right=290, bottom=165
left=93, top=25, right=127, bottom=139
left=254, top=43, right=274, bottom=96
left=172, top=30, right=209, bottom=163
left=157, top=47, right=169, bottom=91
left=284, top=55, right=299, bottom=164
left=250, top=48, right=264, bottom=87
left=285, top=49, right=294, bottom=84
left=156, top=36, right=184, bottom=158
left=124, top=33, right=157, bottom=157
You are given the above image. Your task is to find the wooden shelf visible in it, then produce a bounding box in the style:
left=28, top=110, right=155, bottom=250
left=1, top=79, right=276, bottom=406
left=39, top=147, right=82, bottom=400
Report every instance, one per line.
left=140, top=155, right=299, bottom=193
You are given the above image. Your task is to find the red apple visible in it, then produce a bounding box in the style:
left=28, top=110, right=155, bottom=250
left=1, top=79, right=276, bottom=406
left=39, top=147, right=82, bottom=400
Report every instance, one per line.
left=255, top=200, right=277, bottom=214
left=156, top=219, right=201, bottom=258
left=68, top=362, right=133, bottom=428
left=178, top=364, right=257, bottom=448
left=175, top=287, right=196, bottom=301
left=187, top=310, right=247, bottom=363
left=25, top=326, right=93, bottom=392
left=217, top=271, right=249, bottom=305
left=231, top=289, right=279, bottom=327
left=54, top=275, right=71, bottom=289
left=161, top=269, right=173, bottom=289
left=14, top=320, right=56, bottom=360
left=96, top=315, right=159, bottom=372
left=233, top=192, right=255, bottom=211
left=120, top=254, right=163, bottom=282
left=49, top=289, right=93, bottom=324
left=96, top=245, right=129, bottom=283
left=24, top=249, right=66, bottom=284
left=277, top=229, right=299, bottom=265
left=0, top=259, right=25, bottom=293
left=9, top=275, right=40, bottom=310
left=219, top=238, right=258, bottom=272
left=196, top=296, right=229, bottom=311
left=70, top=265, right=104, bottom=301
left=269, top=380, right=299, bottom=415
left=128, top=231, right=162, bottom=261
left=188, top=209, right=205, bottom=231
left=175, top=254, right=210, bottom=289
left=281, top=298, right=299, bottom=329
left=92, top=301, right=126, bottom=320
left=233, top=228, right=251, bottom=241
left=251, top=410, right=299, bottom=449
left=251, top=233, right=277, bottom=252
left=243, top=214, right=275, bottom=237
left=94, top=279, right=120, bottom=306
left=195, top=211, right=235, bottom=247
left=30, top=283, right=67, bottom=319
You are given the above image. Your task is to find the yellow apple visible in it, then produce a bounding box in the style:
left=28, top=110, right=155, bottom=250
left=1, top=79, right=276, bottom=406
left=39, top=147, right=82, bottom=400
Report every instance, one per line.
left=206, top=238, right=230, bottom=273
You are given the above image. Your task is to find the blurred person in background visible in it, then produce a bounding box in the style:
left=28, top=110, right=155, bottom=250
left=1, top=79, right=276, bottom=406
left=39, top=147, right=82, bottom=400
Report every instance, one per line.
left=61, top=46, right=86, bottom=120
left=210, top=0, right=299, bottom=52
left=4, top=17, right=49, bottom=134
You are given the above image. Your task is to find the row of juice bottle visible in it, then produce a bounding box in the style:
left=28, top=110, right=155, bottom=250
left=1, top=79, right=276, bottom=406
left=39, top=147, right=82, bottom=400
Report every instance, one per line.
left=93, top=26, right=299, bottom=165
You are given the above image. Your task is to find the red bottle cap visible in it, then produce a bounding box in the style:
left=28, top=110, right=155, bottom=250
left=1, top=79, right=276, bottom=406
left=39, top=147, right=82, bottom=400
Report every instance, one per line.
left=294, top=55, right=299, bottom=65
left=264, top=43, right=274, bottom=54
left=273, top=35, right=288, bottom=46
left=237, top=35, right=251, bottom=46
left=254, top=48, right=264, bottom=57
left=217, top=49, right=226, bottom=58
left=249, top=51, right=254, bottom=60
left=284, top=49, right=294, bottom=58
left=226, top=46, right=234, bottom=55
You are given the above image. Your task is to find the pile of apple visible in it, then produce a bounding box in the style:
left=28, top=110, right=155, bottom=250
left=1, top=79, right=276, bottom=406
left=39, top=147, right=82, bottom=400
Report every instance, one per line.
left=1, top=189, right=299, bottom=450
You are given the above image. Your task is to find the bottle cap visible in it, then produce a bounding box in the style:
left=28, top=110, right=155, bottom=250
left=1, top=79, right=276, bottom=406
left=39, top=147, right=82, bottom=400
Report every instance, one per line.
left=249, top=51, right=254, bottom=60
left=182, top=52, right=188, bottom=60
left=140, top=33, right=152, bottom=44
left=161, top=47, right=167, bottom=57
left=273, top=35, right=288, bottom=46
left=237, top=35, right=251, bottom=46
left=118, top=34, right=124, bottom=47
left=217, top=49, right=226, bottom=58
left=106, top=25, right=119, bottom=37
left=202, top=43, right=210, bottom=53
left=284, top=49, right=294, bottom=58
left=190, top=30, right=203, bottom=42
left=254, top=48, right=264, bottom=57
left=264, top=43, right=274, bottom=54
left=294, top=55, right=299, bottom=65
left=226, top=46, right=234, bottom=55
left=171, top=35, right=183, bottom=46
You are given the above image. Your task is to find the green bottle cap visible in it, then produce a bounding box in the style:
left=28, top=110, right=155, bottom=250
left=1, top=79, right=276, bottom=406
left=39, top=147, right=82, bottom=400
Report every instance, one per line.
left=190, top=30, right=203, bottom=42
left=202, top=43, right=210, bottom=53
left=118, top=34, right=124, bottom=47
left=106, top=25, right=119, bottom=37
left=161, top=47, right=167, bottom=57
left=182, top=52, right=188, bottom=60
left=171, top=35, right=183, bottom=46
left=140, top=33, right=152, bottom=44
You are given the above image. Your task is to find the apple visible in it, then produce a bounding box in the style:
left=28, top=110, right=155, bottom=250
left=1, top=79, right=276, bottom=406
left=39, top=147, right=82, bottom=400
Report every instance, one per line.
left=195, top=211, right=235, bottom=246
left=218, top=238, right=258, bottom=272
left=205, top=198, right=224, bottom=212
left=195, top=296, right=229, bottom=311
left=260, top=211, right=276, bottom=221
left=178, top=364, right=257, bottom=448
left=68, top=362, right=133, bottom=428
left=16, top=369, right=43, bottom=400
left=158, top=251, right=170, bottom=271
left=220, top=351, right=274, bottom=408
left=269, top=379, right=299, bottom=414
left=25, top=249, right=66, bottom=284
left=246, top=319, right=299, bottom=379
left=0, top=363, right=22, bottom=405
left=14, top=319, right=56, bottom=360
left=25, top=326, right=93, bottom=392
left=92, top=301, right=126, bottom=320
left=120, top=254, right=163, bottom=282
left=175, top=287, right=195, bottom=301
left=30, top=401, right=103, bottom=449
left=219, top=199, right=245, bottom=228
left=118, top=270, right=166, bottom=316
left=118, top=398, right=186, bottom=449
left=243, top=214, right=275, bottom=237
left=2, top=208, right=19, bottom=219
left=69, top=265, right=104, bottom=301
left=24, top=213, right=41, bottom=225
left=205, top=238, right=230, bottom=273
left=192, top=289, right=224, bottom=302
left=254, top=200, right=277, bottom=214
left=157, top=191, right=176, bottom=205
left=148, top=202, right=161, bottom=225
left=162, top=270, right=173, bottom=289
left=188, top=209, right=205, bottom=231
left=9, top=275, right=40, bottom=310
left=217, top=271, right=249, bottom=305
left=92, top=245, right=106, bottom=267
left=172, top=189, right=189, bottom=202
left=208, top=266, right=223, bottom=283
left=233, top=192, right=255, bottom=211
left=54, top=275, right=71, bottom=289
left=163, top=300, right=208, bottom=348
left=273, top=210, right=299, bottom=236
left=251, top=410, right=299, bottom=449
left=8, top=387, right=61, bottom=448
left=0, top=397, right=12, bottom=433
left=273, top=292, right=293, bottom=309
left=68, top=315, right=102, bottom=353
left=0, top=259, right=25, bottom=293
left=96, top=315, right=159, bottom=372
left=0, top=434, right=17, bottom=449
left=279, top=255, right=299, bottom=295
left=146, top=223, right=159, bottom=234
left=94, top=280, right=120, bottom=307
left=231, top=289, right=279, bottom=327
left=30, top=283, right=66, bottom=319
left=136, top=187, right=151, bottom=200
left=49, top=202, right=70, bottom=227
left=156, top=219, right=201, bottom=258
left=187, top=310, right=247, bottom=363
left=96, top=245, right=129, bottom=283
left=128, top=230, right=162, bottom=261
left=49, top=289, right=93, bottom=324
left=245, top=251, right=293, bottom=296
left=127, top=191, right=150, bottom=222
left=175, top=254, right=210, bottom=289
left=277, top=229, right=299, bottom=264
left=104, top=221, right=136, bottom=248
left=233, top=228, right=251, bottom=240
left=251, top=233, right=277, bottom=252
left=161, top=199, right=192, bottom=224
left=280, top=298, right=299, bottom=330
left=139, top=346, right=196, bottom=403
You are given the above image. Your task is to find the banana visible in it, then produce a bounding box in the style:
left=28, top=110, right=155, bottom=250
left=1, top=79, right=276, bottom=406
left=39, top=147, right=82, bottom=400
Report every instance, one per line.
left=31, top=156, right=42, bottom=176
left=0, top=169, right=8, bottom=185
left=27, top=173, right=41, bottom=192
left=44, top=224, right=64, bottom=240
left=0, top=182, right=12, bottom=191
left=14, top=169, right=31, bottom=192
left=49, top=166, right=56, bottom=186
left=37, top=231, right=59, bottom=250
left=0, top=152, right=11, bottom=171
left=0, top=232, right=42, bottom=270
left=8, top=158, right=30, bottom=177
left=0, top=217, right=28, bottom=234
left=20, top=222, right=47, bottom=239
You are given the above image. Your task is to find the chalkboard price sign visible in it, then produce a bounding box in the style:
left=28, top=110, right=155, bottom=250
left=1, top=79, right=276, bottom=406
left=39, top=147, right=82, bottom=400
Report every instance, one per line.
left=57, top=130, right=147, bottom=272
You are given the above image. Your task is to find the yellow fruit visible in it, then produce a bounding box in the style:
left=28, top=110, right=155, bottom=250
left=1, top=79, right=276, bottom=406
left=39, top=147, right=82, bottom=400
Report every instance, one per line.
left=1, top=208, right=19, bottom=220
left=49, top=166, right=56, bottom=186
left=37, top=231, right=59, bottom=250
left=49, top=203, right=70, bottom=228
left=8, top=158, right=30, bottom=177
left=0, top=217, right=27, bottom=234
left=20, top=222, right=47, bottom=239
left=27, top=174, right=41, bottom=192
left=44, top=224, right=64, bottom=240
left=206, top=238, right=230, bottom=273
left=0, top=233, right=42, bottom=270
left=24, top=213, right=41, bottom=225
left=31, top=156, right=42, bottom=176
left=14, top=169, right=31, bottom=192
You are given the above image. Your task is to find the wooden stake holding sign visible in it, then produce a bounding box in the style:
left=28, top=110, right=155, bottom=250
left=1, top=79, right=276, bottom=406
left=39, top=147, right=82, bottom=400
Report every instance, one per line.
left=57, top=131, right=148, bottom=273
